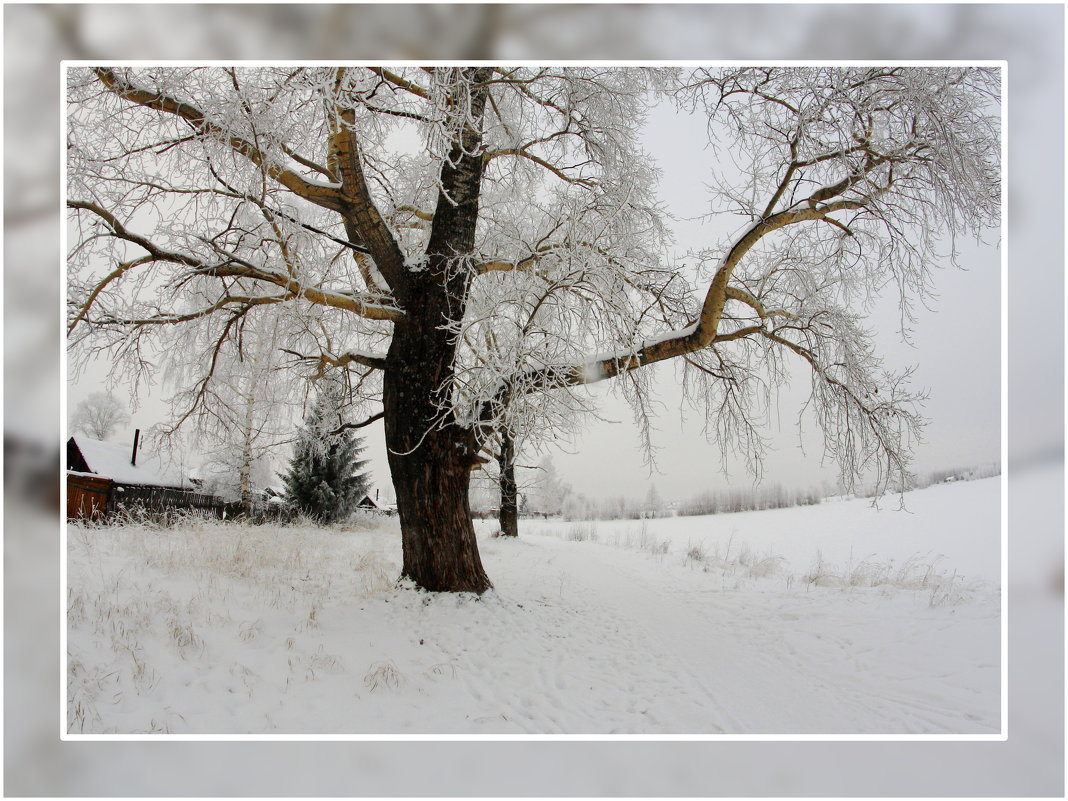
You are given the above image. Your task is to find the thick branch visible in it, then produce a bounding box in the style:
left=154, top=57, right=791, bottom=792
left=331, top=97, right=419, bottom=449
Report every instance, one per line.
left=473, top=254, right=544, bottom=276
left=94, top=68, right=348, bottom=213
left=196, top=254, right=403, bottom=321
left=696, top=201, right=864, bottom=346
left=487, top=199, right=869, bottom=409
left=329, top=69, right=409, bottom=293
left=69, top=200, right=404, bottom=323
left=724, top=286, right=795, bottom=322
left=366, top=67, right=430, bottom=100
left=394, top=204, right=435, bottom=223
left=424, top=67, right=495, bottom=285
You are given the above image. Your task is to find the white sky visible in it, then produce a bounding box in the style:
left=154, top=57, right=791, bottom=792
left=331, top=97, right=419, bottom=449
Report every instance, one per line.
left=66, top=74, right=1003, bottom=503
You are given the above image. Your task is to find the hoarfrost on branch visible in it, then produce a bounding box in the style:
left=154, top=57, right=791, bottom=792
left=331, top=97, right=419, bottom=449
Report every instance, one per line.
left=66, top=65, right=999, bottom=590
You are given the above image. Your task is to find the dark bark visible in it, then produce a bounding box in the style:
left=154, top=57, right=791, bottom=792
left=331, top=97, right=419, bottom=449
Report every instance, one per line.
left=383, top=67, right=497, bottom=593
left=383, top=314, right=492, bottom=593
left=496, top=430, right=519, bottom=537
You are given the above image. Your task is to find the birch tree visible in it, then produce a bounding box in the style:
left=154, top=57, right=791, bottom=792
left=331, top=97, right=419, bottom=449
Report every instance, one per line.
left=196, top=377, right=280, bottom=514
left=67, top=66, right=999, bottom=592
left=164, top=295, right=296, bottom=514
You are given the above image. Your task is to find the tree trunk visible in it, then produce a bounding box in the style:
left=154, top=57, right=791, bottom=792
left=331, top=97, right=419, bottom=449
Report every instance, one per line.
left=497, top=431, right=519, bottom=537
left=383, top=298, right=492, bottom=594
left=239, top=391, right=255, bottom=516
left=381, top=66, right=496, bottom=593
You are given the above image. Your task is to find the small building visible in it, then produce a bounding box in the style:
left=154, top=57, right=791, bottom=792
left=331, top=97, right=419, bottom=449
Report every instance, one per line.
left=66, top=434, right=228, bottom=521
left=67, top=434, right=188, bottom=488
left=259, top=486, right=289, bottom=508
left=356, top=493, right=397, bottom=515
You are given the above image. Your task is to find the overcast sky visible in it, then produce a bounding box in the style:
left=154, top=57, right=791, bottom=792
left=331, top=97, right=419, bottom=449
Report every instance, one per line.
left=65, top=76, right=1002, bottom=503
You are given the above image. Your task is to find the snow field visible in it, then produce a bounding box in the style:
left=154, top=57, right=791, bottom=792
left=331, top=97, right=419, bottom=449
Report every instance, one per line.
left=66, top=478, right=1001, bottom=735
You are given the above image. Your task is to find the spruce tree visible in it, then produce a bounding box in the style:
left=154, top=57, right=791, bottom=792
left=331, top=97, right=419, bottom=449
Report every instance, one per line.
left=281, top=378, right=370, bottom=523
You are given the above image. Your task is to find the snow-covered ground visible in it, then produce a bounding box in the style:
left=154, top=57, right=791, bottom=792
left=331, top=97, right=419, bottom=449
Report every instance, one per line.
left=66, top=477, right=1001, bottom=736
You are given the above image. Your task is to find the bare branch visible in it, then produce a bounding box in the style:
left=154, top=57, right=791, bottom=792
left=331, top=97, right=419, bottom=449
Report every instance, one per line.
left=484, top=147, right=598, bottom=188
left=68, top=199, right=404, bottom=323
left=282, top=347, right=388, bottom=372
left=328, top=410, right=385, bottom=436
left=328, top=68, right=409, bottom=291
left=366, top=67, right=430, bottom=100
left=93, top=68, right=348, bottom=213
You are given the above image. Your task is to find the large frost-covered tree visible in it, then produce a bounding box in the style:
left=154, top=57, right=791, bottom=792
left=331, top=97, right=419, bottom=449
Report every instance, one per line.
left=67, top=66, right=999, bottom=592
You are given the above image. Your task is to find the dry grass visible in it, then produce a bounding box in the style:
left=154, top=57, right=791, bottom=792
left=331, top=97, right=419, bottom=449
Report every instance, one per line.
left=801, top=549, right=976, bottom=605
left=364, top=660, right=404, bottom=692
left=530, top=521, right=974, bottom=603
left=66, top=516, right=401, bottom=733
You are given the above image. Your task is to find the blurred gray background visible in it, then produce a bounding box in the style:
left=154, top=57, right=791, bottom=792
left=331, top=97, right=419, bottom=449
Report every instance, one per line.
left=6, top=3, right=1063, bottom=796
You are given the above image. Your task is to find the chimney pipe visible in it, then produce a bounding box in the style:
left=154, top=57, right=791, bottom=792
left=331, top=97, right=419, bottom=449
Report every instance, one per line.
left=131, top=429, right=140, bottom=466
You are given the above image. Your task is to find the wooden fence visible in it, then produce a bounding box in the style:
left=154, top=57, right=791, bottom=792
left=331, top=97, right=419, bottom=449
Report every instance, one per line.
left=109, top=483, right=245, bottom=519
left=66, top=472, right=250, bottom=522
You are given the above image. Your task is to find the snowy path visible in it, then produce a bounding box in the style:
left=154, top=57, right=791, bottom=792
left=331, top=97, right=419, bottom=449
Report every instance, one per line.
left=469, top=534, right=999, bottom=734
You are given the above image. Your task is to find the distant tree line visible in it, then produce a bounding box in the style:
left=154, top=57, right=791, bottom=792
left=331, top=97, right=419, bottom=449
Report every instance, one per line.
left=491, top=459, right=1003, bottom=523
left=676, top=461, right=1002, bottom=518
left=864, top=461, right=1002, bottom=498
left=677, top=483, right=827, bottom=517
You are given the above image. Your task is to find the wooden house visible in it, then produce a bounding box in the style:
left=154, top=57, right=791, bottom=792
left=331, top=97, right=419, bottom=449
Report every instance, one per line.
left=66, top=433, right=231, bottom=521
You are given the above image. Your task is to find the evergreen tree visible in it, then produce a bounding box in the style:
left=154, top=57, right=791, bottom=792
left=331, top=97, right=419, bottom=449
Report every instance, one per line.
left=281, top=379, right=371, bottom=523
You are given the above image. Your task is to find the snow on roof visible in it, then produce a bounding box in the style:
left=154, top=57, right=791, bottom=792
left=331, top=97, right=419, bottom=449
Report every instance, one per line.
left=69, top=435, right=188, bottom=488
